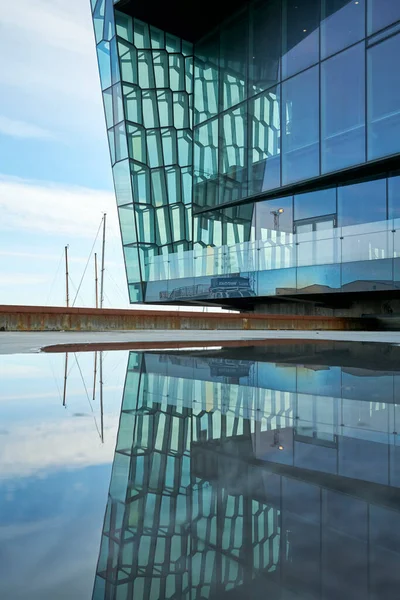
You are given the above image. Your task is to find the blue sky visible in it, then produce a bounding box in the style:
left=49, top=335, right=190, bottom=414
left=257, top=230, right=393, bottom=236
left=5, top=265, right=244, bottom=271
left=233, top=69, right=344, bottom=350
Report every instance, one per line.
left=0, top=0, right=130, bottom=307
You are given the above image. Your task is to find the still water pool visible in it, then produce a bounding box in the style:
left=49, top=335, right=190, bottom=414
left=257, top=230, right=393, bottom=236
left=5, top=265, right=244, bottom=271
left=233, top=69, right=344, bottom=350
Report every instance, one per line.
left=1, top=342, right=400, bottom=599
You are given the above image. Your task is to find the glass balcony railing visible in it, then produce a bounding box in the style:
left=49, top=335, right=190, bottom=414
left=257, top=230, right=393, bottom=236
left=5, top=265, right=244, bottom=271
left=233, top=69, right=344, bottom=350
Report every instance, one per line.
left=144, top=218, right=400, bottom=282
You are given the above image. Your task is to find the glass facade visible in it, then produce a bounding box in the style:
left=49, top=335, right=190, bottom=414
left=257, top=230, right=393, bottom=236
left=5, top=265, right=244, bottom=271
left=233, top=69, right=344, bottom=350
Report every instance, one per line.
left=92, top=0, right=400, bottom=306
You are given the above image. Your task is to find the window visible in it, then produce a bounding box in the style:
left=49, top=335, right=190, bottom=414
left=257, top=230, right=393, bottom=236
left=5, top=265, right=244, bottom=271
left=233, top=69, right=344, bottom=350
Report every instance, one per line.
left=282, top=66, right=320, bottom=185
left=367, top=0, right=400, bottom=35
left=282, top=0, right=320, bottom=79
left=338, top=178, right=387, bottom=226
left=254, top=196, right=293, bottom=236
left=321, top=0, right=365, bottom=59
left=250, top=0, right=281, bottom=94
left=221, top=11, right=248, bottom=110
left=294, top=188, right=336, bottom=221
left=220, top=105, right=248, bottom=204
left=322, top=43, right=365, bottom=174
left=388, top=173, right=400, bottom=219
left=367, top=33, right=400, bottom=160
left=250, top=86, right=281, bottom=194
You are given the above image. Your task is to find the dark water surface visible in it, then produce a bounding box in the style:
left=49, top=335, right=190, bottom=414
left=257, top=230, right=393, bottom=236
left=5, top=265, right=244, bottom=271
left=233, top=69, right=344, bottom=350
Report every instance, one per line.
left=1, top=342, right=400, bottom=599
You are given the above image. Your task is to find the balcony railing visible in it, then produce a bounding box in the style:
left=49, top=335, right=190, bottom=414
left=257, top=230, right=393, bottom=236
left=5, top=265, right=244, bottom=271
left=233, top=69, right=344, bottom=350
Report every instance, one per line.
left=144, top=218, right=400, bottom=282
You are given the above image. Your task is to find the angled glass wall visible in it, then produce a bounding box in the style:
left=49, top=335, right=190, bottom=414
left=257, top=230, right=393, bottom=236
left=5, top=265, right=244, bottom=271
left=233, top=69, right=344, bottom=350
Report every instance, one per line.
left=91, top=1, right=193, bottom=300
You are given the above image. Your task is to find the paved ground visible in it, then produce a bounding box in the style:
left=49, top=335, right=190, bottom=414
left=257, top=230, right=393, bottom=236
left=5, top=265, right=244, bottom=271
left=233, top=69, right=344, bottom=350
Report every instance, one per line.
left=1, top=329, right=400, bottom=354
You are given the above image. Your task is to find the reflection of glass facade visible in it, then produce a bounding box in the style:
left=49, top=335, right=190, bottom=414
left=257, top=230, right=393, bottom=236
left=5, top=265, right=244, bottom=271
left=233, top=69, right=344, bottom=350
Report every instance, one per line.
left=93, top=344, right=400, bottom=598
left=92, top=1, right=400, bottom=309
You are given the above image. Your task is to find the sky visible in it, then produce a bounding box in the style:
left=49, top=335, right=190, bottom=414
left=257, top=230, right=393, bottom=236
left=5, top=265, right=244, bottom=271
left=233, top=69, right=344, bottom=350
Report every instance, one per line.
left=0, top=0, right=132, bottom=308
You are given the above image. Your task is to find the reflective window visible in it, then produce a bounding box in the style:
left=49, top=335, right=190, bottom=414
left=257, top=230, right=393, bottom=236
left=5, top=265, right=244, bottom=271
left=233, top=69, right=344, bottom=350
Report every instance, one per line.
left=294, top=188, right=336, bottom=221
left=367, top=34, right=400, bottom=160
left=282, top=66, right=320, bottom=185
left=254, top=196, right=293, bottom=236
left=194, top=118, right=219, bottom=209
left=321, top=0, right=365, bottom=59
left=321, top=43, right=365, bottom=174
left=388, top=173, right=400, bottom=219
left=368, top=0, right=400, bottom=35
left=221, top=11, right=248, bottom=110
left=250, top=86, right=281, bottom=195
left=194, top=33, right=219, bottom=125
left=338, top=178, right=387, bottom=226
left=220, top=105, right=248, bottom=204
left=250, top=0, right=281, bottom=95
left=282, top=0, right=320, bottom=79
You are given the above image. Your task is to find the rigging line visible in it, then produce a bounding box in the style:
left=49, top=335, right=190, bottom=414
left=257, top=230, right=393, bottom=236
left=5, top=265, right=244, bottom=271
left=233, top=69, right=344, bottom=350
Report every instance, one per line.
left=46, top=249, right=64, bottom=304
left=72, top=216, right=104, bottom=307
left=48, top=356, right=63, bottom=404
left=68, top=275, right=86, bottom=307
left=74, top=353, right=102, bottom=441
left=106, top=271, right=127, bottom=303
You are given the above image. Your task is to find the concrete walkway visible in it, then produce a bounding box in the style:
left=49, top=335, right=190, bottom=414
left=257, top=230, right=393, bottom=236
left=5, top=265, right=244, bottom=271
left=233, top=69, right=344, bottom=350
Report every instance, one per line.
left=1, top=329, right=400, bottom=354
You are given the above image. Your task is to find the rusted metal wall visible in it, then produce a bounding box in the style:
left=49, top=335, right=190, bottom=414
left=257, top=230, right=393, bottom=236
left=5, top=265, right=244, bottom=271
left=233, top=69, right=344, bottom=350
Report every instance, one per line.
left=0, top=305, right=372, bottom=332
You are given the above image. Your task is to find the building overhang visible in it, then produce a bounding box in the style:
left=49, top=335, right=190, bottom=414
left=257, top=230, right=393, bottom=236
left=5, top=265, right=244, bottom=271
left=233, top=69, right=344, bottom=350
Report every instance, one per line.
left=114, top=0, right=250, bottom=42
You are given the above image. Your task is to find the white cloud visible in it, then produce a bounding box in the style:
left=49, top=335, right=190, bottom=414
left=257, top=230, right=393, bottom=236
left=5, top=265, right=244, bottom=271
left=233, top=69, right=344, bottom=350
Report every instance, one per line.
left=0, top=274, right=49, bottom=287
left=0, top=415, right=119, bottom=479
left=0, top=0, right=104, bottom=137
left=0, top=116, right=55, bottom=140
left=0, top=174, right=119, bottom=239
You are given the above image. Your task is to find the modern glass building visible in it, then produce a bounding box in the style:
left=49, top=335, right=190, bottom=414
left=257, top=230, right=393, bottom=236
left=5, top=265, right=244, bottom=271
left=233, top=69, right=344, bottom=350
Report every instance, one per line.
left=91, top=0, right=400, bottom=313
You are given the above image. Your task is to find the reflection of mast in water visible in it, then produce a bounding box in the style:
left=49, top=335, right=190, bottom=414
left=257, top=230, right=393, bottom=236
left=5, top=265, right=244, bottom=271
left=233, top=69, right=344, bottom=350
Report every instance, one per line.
left=99, top=350, right=104, bottom=444
left=62, top=352, right=68, bottom=408
left=61, top=351, right=104, bottom=442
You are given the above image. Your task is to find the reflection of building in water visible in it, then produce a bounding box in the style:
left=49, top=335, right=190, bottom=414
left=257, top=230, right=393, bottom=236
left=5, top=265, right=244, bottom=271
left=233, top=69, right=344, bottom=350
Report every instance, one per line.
left=93, top=349, right=400, bottom=599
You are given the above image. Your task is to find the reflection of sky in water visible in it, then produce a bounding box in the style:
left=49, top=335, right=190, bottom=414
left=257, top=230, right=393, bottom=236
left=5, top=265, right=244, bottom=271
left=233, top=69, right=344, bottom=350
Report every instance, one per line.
left=0, top=351, right=128, bottom=599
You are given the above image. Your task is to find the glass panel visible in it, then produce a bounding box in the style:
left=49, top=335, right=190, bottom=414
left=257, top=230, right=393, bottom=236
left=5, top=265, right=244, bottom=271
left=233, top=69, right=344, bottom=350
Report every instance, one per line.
left=282, top=66, right=320, bottom=185
left=321, top=0, right=365, bottom=59
left=118, top=40, right=138, bottom=85
left=220, top=105, right=247, bottom=204
left=169, top=54, right=185, bottom=91
left=124, top=84, right=142, bottom=124
left=221, top=11, right=248, bottom=110
left=113, top=160, right=133, bottom=206
left=194, top=119, right=218, bottom=209
left=127, top=124, right=146, bottom=163
left=162, top=128, right=177, bottom=167
left=282, top=0, right=320, bottom=79
left=254, top=196, right=294, bottom=237
left=115, top=10, right=133, bottom=43
left=177, top=130, right=192, bottom=167
left=294, top=188, right=336, bottom=221
left=322, top=43, right=366, bottom=174
left=250, top=86, right=281, bottom=194
left=97, top=41, right=111, bottom=90
left=388, top=173, right=400, bottom=219
left=338, top=177, right=387, bottom=226
left=194, top=33, right=219, bottom=125
left=250, top=0, right=281, bottom=95
left=119, top=205, right=137, bottom=244
left=153, top=50, right=169, bottom=88
left=367, top=33, right=400, bottom=160
left=368, top=0, right=400, bottom=35
left=138, top=51, right=156, bottom=88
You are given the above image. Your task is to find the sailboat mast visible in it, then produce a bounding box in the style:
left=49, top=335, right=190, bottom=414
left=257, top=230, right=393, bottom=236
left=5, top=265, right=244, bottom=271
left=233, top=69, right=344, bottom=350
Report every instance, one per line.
left=94, top=252, right=99, bottom=309
left=65, top=245, right=69, bottom=307
left=100, top=214, right=106, bottom=309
